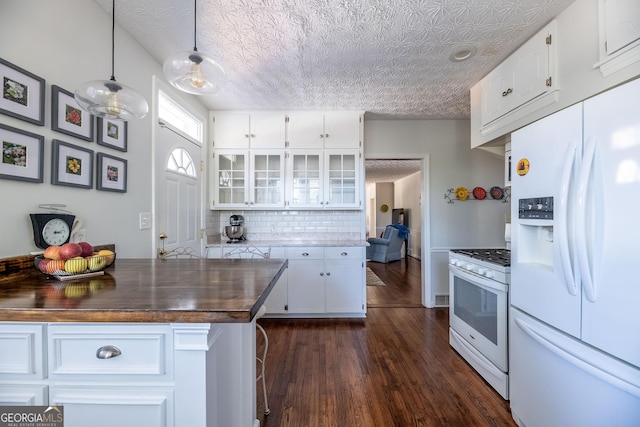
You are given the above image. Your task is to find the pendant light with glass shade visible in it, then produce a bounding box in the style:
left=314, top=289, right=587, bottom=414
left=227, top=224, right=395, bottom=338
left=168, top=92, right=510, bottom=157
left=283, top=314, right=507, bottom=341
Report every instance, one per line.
left=74, top=0, right=149, bottom=120
left=163, top=0, right=226, bottom=95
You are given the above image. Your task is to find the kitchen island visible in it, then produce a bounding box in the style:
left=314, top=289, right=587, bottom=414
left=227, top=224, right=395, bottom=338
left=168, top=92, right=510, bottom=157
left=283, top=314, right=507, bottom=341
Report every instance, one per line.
left=0, top=257, right=287, bottom=427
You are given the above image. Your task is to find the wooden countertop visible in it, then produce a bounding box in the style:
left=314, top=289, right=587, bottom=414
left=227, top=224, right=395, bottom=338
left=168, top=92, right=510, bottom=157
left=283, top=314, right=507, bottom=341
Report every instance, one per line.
left=0, top=258, right=287, bottom=324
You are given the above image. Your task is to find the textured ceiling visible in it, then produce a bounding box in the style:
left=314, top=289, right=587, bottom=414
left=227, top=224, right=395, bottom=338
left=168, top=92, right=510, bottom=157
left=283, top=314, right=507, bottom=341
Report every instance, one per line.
left=365, top=159, right=421, bottom=184
left=95, top=0, right=576, bottom=120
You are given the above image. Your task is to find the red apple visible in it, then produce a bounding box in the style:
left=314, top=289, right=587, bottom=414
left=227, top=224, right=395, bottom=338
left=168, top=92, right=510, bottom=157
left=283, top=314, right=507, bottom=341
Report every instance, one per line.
left=59, top=243, right=82, bottom=260
left=78, top=241, right=94, bottom=257
left=44, top=245, right=62, bottom=260
left=37, top=258, right=50, bottom=273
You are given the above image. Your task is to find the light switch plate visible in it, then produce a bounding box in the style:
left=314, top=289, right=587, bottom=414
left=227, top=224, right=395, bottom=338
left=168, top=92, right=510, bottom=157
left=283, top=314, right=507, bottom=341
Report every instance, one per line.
left=139, top=212, right=152, bottom=230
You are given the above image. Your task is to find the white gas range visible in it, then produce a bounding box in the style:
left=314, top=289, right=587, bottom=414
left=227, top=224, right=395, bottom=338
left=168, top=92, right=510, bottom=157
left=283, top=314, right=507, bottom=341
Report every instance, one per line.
left=448, top=248, right=511, bottom=399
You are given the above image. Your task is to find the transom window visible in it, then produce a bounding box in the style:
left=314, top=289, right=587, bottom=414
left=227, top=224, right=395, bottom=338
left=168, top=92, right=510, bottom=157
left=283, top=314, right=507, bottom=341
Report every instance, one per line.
left=158, top=89, right=203, bottom=143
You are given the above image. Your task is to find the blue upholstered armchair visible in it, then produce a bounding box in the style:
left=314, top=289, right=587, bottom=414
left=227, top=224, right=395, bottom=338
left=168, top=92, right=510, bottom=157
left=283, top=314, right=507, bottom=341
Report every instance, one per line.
left=366, top=226, right=404, bottom=263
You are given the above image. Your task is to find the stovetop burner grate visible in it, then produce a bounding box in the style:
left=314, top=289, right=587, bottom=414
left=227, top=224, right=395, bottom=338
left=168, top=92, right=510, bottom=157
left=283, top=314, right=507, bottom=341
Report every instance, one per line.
left=451, top=248, right=511, bottom=267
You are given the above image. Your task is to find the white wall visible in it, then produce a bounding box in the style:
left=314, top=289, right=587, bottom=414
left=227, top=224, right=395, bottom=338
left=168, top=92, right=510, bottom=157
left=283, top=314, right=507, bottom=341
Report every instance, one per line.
left=0, top=0, right=206, bottom=258
left=364, top=120, right=509, bottom=304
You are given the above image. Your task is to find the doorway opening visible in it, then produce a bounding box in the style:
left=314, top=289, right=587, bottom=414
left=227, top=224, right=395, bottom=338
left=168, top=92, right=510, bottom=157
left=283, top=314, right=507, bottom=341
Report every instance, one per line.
left=365, top=158, right=424, bottom=307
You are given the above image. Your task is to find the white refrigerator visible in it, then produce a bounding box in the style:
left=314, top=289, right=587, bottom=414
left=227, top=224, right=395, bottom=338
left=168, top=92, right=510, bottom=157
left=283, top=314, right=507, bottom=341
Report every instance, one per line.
left=509, top=77, right=640, bottom=427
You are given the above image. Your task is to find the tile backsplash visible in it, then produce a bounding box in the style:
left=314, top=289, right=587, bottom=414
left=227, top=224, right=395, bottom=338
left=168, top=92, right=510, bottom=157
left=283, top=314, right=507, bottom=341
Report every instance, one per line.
left=206, top=210, right=363, bottom=244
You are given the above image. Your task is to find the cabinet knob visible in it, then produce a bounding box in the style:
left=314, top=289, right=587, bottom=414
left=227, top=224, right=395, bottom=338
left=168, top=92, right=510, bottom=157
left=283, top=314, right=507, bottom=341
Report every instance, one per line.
left=245, top=134, right=250, bottom=138
left=320, top=272, right=324, bottom=276
left=341, top=252, right=348, bottom=256
left=96, top=345, right=121, bottom=359
left=325, top=133, right=329, bottom=138
left=250, top=134, right=256, bottom=138
left=502, top=88, right=513, bottom=97
left=320, top=134, right=324, bottom=138
left=326, top=272, right=331, bottom=276
left=302, top=252, right=309, bottom=256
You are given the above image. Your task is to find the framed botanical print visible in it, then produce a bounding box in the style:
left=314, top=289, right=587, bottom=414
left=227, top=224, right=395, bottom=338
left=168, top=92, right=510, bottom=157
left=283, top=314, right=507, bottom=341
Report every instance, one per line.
left=51, top=139, right=94, bottom=189
left=0, top=58, right=45, bottom=126
left=0, top=123, right=44, bottom=183
left=51, top=85, right=94, bottom=141
left=97, top=117, right=127, bottom=152
left=96, top=152, right=127, bottom=193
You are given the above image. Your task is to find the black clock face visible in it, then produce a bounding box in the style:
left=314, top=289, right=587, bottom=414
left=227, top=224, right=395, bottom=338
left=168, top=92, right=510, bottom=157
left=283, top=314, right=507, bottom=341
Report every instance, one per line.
left=30, top=213, right=75, bottom=249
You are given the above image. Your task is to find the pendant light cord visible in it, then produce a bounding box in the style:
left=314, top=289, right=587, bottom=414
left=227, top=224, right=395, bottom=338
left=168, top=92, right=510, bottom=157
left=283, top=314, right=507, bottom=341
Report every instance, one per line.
left=193, top=0, right=198, bottom=52
left=110, top=0, right=116, bottom=81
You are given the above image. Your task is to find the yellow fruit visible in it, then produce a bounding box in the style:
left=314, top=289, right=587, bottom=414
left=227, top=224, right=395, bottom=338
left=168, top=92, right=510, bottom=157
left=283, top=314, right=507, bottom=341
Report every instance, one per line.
left=86, top=255, right=107, bottom=272
left=64, top=257, right=87, bottom=274
left=97, top=250, right=115, bottom=265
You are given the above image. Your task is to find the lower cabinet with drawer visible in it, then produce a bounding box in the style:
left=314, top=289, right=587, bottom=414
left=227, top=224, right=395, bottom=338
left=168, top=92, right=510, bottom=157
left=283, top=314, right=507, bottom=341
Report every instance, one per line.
left=284, top=246, right=365, bottom=317
left=0, top=321, right=258, bottom=427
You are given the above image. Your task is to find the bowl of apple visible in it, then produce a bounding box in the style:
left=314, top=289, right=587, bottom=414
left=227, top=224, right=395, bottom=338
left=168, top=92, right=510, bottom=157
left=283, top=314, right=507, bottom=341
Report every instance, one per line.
left=34, top=242, right=115, bottom=280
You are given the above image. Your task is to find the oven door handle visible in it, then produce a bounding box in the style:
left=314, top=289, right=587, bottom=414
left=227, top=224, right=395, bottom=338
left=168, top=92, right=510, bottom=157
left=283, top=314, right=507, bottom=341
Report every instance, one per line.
left=449, top=266, right=507, bottom=293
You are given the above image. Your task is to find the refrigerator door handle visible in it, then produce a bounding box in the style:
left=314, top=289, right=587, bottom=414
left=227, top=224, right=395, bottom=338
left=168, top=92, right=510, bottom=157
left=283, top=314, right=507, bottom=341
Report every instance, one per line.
left=558, top=142, right=578, bottom=296
left=515, top=315, right=640, bottom=398
left=577, top=136, right=598, bottom=302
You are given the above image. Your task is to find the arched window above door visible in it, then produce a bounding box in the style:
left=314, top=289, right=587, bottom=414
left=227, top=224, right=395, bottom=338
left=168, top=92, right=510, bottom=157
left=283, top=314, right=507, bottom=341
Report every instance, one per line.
left=167, top=148, right=197, bottom=177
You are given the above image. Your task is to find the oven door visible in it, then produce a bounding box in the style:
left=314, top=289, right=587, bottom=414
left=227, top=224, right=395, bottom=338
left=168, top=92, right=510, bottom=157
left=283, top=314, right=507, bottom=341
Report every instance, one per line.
left=449, top=265, right=508, bottom=371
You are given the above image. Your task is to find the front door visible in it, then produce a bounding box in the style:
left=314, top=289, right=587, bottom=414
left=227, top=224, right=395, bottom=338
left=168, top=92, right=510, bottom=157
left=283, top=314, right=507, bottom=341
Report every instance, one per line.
left=155, top=122, right=203, bottom=256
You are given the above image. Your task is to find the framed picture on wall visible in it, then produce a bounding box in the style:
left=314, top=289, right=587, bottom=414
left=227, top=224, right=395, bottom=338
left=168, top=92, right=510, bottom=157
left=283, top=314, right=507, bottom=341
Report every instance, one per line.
left=51, top=139, right=94, bottom=189
left=51, top=85, right=94, bottom=141
left=96, top=152, right=127, bottom=193
left=97, top=117, right=127, bottom=152
left=0, top=123, right=44, bottom=183
left=0, top=58, right=45, bottom=126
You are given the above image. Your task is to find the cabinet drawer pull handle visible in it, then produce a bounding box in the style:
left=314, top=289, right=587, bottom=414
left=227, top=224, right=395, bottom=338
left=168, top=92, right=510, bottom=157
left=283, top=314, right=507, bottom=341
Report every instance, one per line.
left=502, top=88, right=513, bottom=97
left=96, top=345, right=121, bottom=359
left=341, top=252, right=348, bottom=256
left=302, top=252, right=309, bottom=256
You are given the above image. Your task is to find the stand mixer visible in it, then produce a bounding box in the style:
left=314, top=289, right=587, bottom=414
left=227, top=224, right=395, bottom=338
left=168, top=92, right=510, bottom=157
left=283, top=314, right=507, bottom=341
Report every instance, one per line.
left=224, top=215, right=246, bottom=243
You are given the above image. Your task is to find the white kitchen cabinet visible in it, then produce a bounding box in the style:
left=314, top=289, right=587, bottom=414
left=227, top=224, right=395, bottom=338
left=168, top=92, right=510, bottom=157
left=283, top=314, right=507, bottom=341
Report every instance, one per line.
left=286, top=149, right=360, bottom=209
left=480, top=20, right=557, bottom=127
left=211, top=150, right=284, bottom=208
left=262, top=247, right=288, bottom=314
left=49, top=387, right=174, bottom=427
left=286, top=247, right=326, bottom=314
left=1, top=321, right=258, bottom=427
left=286, top=112, right=362, bottom=149
left=325, top=247, right=365, bottom=313
left=211, top=112, right=286, bottom=149
left=250, top=150, right=285, bottom=207
left=0, top=323, right=47, bottom=405
left=0, top=385, right=47, bottom=405
left=285, top=246, right=365, bottom=316
left=596, top=0, right=640, bottom=76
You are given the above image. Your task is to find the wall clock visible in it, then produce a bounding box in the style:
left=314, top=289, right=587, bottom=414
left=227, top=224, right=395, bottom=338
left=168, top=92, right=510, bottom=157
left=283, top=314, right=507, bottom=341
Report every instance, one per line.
left=30, top=213, right=76, bottom=249
left=380, top=204, right=389, bottom=213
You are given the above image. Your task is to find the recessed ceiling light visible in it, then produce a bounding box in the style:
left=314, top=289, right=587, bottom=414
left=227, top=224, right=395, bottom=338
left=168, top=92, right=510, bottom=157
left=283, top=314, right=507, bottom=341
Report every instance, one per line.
left=449, top=47, right=477, bottom=62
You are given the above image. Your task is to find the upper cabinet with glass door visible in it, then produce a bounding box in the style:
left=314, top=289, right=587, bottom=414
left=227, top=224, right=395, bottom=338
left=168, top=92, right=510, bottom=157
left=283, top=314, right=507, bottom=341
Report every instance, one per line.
left=286, top=149, right=360, bottom=209
left=286, top=112, right=363, bottom=149
left=211, top=112, right=286, bottom=149
left=211, top=149, right=285, bottom=209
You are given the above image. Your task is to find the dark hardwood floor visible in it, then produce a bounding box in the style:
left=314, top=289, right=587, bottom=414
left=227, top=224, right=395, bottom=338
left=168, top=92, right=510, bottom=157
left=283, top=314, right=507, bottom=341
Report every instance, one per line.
left=366, top=256, right=423, bottom=307
left=256, top=257, right=515, bottom=426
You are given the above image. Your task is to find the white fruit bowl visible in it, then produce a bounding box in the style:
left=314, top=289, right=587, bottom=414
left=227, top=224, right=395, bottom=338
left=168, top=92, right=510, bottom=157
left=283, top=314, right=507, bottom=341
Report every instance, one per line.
left=34, top=253, right=116, bottom=279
